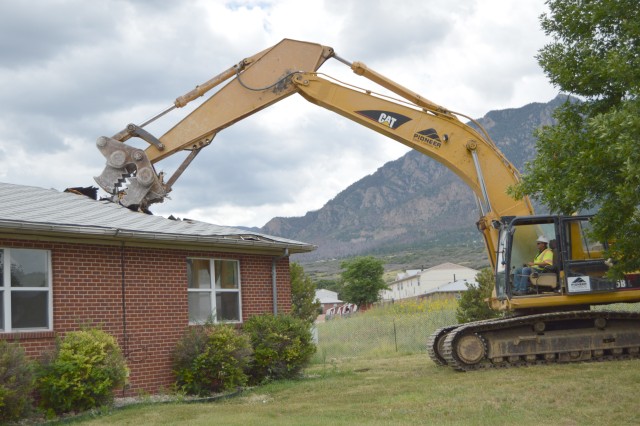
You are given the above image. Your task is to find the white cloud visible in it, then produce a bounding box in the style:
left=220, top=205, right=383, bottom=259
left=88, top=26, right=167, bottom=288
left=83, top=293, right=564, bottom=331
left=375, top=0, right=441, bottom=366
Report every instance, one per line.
left=0, top=0, right=557, bottom=227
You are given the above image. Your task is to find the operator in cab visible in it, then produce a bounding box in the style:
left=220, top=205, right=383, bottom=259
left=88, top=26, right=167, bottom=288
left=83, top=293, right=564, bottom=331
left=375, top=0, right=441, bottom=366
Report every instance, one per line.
left=513, top=236, right=553, bottom=296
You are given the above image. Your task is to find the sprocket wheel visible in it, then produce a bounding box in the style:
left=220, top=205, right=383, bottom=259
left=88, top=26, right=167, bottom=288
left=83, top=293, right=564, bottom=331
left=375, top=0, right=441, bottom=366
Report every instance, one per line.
left=454, top=333, right=487, bottom=366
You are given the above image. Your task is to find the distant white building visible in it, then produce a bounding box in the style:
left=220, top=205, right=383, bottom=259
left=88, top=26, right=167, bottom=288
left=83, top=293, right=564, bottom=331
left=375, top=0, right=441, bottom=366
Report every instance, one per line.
left=380, top=262, right=479, bottom=302
left=422, top=279, right=475, bottom=301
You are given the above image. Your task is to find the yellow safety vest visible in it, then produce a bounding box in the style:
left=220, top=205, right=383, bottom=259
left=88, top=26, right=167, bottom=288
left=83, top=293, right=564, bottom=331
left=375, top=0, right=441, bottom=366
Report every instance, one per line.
left=533, top=248, right=553, bottom=270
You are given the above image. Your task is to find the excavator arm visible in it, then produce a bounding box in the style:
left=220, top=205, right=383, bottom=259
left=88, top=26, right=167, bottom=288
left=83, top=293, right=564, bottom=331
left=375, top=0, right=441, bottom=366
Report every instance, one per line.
left=94, top=38, right=533, bottom=269
left=95, top=39, right=334, bottom=207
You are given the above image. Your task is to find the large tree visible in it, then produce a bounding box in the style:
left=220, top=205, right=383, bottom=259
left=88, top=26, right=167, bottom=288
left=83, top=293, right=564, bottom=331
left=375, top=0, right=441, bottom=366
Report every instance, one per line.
left=340, top=256, right=388, bottom=307
left=511, top=0, right=640, bottom=276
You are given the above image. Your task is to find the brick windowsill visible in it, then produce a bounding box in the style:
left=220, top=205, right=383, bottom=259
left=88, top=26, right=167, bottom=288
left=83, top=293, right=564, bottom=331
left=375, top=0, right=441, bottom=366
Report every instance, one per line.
left=0, top=331, right=56, bottom=341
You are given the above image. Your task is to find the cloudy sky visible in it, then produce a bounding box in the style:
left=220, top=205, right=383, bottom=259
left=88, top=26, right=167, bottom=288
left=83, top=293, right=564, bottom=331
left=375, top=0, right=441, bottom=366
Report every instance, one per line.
left=0, top=0, right=558, bottom=227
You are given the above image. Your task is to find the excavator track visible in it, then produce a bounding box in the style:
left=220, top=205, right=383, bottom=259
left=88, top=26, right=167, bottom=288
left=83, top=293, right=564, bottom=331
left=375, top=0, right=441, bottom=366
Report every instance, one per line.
left=426, top=325, right=459, bottom=366
left=427, top=319, right=496, bottom=366
left=429, top=311, right=640, bottom=371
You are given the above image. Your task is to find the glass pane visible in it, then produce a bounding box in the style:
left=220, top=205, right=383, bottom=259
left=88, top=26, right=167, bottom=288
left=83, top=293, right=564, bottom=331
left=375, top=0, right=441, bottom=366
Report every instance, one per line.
left=0, top=250, right=4, bottom=287
left=12, top=291, right=48, bottom=329
left=188, top=292, right=212, bottom=323
left=0, top=291, right=3, bottom=330
left=495, top=270, right=506, bottom=297
left=216, top=292, right=240, bottom=322
left=565, top=220, right=604, bottom=260
left=509, top=224, right=556, bottom=270
left=214, top=260, right=238, bottom=289
left=11, top=249, right=48, bottom=288
left=187, top=259, right=211, bottom=289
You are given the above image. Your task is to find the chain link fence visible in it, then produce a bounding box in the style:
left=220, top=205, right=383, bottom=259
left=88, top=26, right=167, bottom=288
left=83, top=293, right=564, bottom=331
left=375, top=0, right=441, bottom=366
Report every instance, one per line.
left=312, top=307, right=457, bottom=362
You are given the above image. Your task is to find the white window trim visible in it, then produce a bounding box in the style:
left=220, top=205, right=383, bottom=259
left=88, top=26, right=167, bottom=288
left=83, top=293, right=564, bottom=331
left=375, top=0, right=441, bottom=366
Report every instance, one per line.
left=1, top=248, right=53, bottom=333
left=187, top=257, right=242, bottom=325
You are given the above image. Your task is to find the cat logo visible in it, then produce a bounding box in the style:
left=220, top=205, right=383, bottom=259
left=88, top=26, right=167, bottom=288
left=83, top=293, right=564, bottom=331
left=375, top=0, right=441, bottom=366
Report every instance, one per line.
left=356, top=110, right=411, bottom=129
left=413, top=128, right=442, bottom=149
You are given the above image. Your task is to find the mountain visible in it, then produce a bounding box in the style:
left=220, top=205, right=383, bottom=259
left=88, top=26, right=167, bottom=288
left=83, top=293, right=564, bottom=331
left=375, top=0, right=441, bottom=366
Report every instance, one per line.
left=261, top=95, right=567, bottom=268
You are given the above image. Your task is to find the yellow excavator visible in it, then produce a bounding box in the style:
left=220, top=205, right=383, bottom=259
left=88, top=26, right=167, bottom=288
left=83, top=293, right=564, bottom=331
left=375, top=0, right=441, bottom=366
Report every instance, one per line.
left=94, top=39, right=640, bottom=370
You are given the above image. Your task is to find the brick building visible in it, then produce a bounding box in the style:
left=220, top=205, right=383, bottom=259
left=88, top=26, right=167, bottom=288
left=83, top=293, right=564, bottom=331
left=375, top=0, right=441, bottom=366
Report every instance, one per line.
left=315, top=289, right=343, bottom=314
left=0, top=182, right=314, bottom=395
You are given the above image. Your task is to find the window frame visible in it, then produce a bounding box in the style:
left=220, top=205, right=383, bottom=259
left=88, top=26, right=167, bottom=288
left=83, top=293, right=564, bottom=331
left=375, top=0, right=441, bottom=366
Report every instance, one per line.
left=186, top=257, right=242, bottom=324
left=1, top=248, right=53, bottom=333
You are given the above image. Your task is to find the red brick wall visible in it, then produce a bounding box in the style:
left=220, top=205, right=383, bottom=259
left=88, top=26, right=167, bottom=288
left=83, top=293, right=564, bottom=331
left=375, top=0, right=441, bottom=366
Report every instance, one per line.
left=0, top=237, right=292, bottom=395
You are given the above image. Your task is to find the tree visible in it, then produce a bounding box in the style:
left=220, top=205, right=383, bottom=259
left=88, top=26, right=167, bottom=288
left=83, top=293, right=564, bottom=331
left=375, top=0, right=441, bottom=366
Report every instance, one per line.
left=315, top=278, right=342, bottom=296
left=339, top=256, right=388, bottom=307
left=510, top=0, right=640, bottom=276
left=290, top=262, right=321, bottom=323
left=456, top=269, right=502, bottom=323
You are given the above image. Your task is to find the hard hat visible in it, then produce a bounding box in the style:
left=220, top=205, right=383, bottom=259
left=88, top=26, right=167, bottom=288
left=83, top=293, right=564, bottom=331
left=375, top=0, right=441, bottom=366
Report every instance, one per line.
left=536, top=236, right=549, bottom=244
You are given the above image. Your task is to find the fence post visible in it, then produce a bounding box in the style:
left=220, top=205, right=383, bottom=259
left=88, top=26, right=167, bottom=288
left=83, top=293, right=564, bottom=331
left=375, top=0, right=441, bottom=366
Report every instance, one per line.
left=393, top=318, right=398, bottom=352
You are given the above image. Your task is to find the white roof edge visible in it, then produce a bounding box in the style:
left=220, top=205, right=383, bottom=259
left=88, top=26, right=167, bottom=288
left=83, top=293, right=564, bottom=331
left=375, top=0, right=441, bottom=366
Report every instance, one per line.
left=0, top=219, right=316, bottom=252
left=0, top=182, right=317, bottom=253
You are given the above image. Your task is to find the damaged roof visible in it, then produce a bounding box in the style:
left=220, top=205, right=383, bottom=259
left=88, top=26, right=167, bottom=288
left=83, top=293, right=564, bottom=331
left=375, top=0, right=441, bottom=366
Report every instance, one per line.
left=0, top=182, right=316, bottom=254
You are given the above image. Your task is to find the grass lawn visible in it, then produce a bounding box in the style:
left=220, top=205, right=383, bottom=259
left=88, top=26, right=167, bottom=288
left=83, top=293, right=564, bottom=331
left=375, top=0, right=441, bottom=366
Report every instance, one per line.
left=69, top=354, right=640, bottom=426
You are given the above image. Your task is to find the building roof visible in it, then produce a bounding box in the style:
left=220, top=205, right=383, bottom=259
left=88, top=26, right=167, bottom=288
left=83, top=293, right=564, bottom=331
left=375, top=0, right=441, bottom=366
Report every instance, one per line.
left=424, top=279, right=475, bottom=295
left=424, top=262, right=478, bottom=272
left=0, top=182, right=315, bottom=253
left=392, top=262, right=479, bottom=285
left=315, top=289, right=342, bottom=304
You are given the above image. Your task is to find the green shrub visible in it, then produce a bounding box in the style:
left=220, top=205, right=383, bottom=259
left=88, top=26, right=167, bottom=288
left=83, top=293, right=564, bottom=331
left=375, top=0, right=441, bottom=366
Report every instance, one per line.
left=456, top=268, right=503, bottom=323
left=290, top=262, right=321, bottom=324
left=173, top=324, right=252, bottom=396
left=0, top=341, right=35, bottom=422
left=244, top=314, right=316, bottom=383
left=37, top=329, right=128, bottom=415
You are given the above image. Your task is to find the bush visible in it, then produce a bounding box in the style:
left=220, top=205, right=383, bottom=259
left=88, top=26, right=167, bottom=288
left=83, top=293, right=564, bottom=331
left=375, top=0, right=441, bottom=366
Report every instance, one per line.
left=0, top=341, right=35, bottom=422
left=244, top=314, right=316, bottom=383
left=37, top=329, right=128, bottom=415
left=173, top=324, right=252, bottom=396
left=456, top=268, right=503, bottom=323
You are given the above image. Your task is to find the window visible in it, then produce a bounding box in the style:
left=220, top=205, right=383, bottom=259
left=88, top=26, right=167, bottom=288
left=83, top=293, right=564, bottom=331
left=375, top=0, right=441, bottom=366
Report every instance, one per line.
left=1, top=248, right=52, bottom=332
left=564, top=219, right=605, bottom=261
left=187, top=258, right=241, bottom=323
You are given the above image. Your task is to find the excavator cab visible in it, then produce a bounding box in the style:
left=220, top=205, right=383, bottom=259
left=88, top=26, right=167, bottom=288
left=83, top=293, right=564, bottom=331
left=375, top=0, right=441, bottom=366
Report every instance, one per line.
left=497, top=215, right=639, bottom=299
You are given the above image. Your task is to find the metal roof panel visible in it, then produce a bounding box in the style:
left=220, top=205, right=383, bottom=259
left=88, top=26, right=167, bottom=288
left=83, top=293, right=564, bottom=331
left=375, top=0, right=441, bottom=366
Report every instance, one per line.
left=0, top=182, right=315, bottom=252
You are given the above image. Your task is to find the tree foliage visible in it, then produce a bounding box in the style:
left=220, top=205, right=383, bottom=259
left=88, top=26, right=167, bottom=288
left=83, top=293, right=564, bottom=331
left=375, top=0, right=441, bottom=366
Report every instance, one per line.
left=456, top=269, right=502, bottom=323
left=290, top=262, right=321, bottom=323
left=510, top=0, right=640, bottom=275
left=315, top=278, right=342, bottom=296
left=340, top=256, right=388, bottom=307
